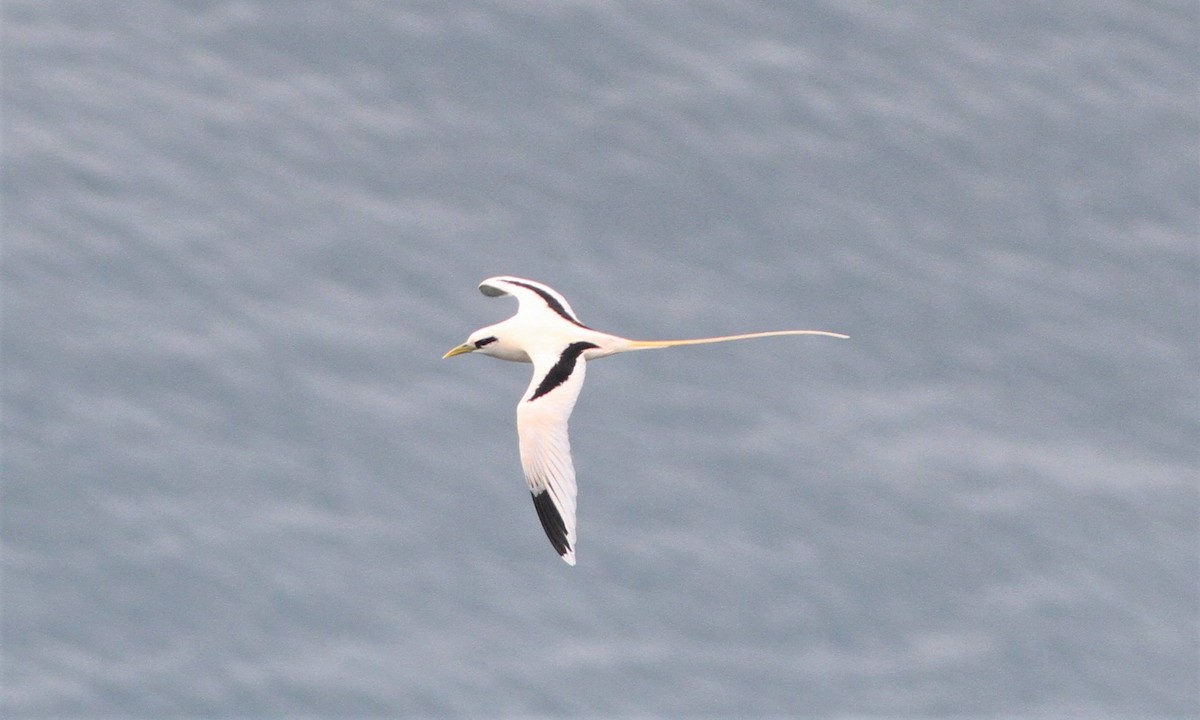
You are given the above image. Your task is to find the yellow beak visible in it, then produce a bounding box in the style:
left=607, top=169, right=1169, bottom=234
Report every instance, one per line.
left=442, top=343, right=475, bottom=359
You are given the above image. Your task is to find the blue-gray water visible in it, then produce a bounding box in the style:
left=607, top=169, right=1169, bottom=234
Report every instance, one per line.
left=3, top=1, right=1197, bottom=717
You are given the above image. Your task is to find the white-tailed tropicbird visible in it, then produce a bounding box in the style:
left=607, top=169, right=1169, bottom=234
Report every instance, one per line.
left=443, top=276, right=847, bottom=565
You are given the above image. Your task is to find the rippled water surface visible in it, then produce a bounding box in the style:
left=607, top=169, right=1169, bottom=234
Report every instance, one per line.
left=4, top=1, right=1197, bottom=717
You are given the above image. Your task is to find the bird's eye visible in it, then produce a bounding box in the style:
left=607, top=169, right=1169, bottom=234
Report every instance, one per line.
left=474, top=336, right=498, bottom=348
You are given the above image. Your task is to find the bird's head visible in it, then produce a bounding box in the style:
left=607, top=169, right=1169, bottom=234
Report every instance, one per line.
left=444, top=317, right=535, bottom=362
left=443, top=330, right=498, bottom=359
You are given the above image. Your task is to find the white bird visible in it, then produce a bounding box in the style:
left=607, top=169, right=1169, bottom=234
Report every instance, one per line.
left=443, top=276, right=847, bottom=565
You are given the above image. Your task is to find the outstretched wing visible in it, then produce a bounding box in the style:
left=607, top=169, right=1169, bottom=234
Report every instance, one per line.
left=479, top=276, right=589, bottom=328
left=516, top=341, right=598, bottom=565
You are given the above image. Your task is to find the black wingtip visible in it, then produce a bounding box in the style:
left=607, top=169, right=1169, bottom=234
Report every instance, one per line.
left=531, top=490, right=571, bottom=559
left=478, top=281, right=506, bottom=297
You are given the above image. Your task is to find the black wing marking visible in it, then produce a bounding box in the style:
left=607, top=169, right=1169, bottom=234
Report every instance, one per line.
left=507, top=279, right=589, bottom=328
left=528, top=342, right=598, bottom=402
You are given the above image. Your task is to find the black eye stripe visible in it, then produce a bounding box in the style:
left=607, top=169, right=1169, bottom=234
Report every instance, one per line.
left=474, top=336, right=498, bottom=348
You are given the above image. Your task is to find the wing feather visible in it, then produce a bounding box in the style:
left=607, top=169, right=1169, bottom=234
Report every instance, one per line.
left=516, top=344, right=593, bottom=565
left=479, top=276, right=588, bottom=328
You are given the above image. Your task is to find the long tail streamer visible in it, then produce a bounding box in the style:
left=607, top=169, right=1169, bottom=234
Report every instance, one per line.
left=627, top=329, right=848, bottom=350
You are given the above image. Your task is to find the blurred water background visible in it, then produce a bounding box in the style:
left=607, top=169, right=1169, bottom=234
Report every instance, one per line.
left=3, top=1, right=1197, bottom=717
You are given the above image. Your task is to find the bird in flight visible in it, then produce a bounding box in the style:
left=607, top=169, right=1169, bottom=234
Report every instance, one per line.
left=443, top=276, right=847, bottom=565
